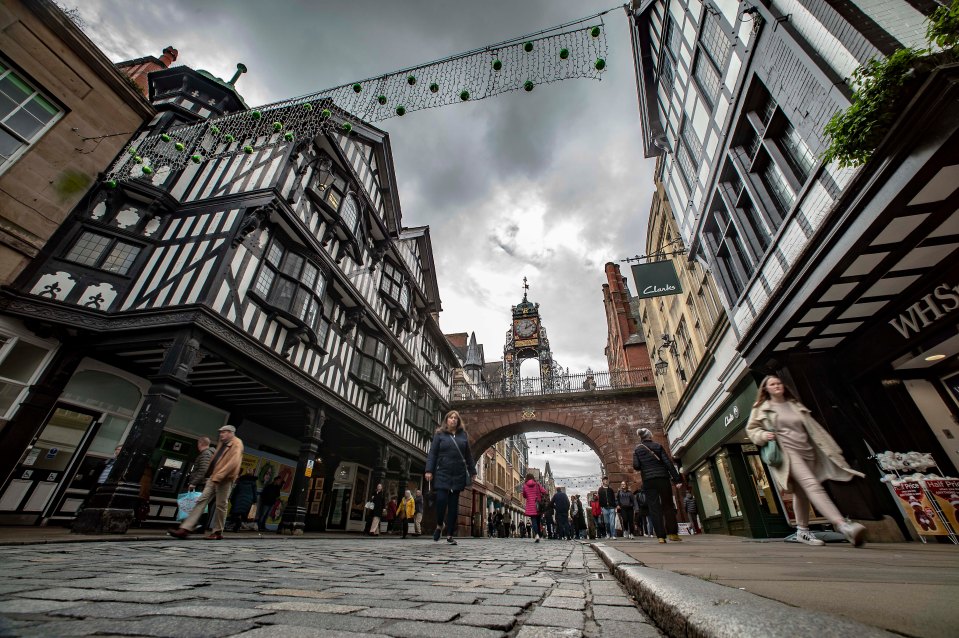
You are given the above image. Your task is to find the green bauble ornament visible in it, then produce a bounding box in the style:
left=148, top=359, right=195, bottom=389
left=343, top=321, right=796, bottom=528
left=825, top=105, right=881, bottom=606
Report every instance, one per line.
left=594, top=58, right=606, bottom=71
left=142, top=166, right=153, bottom=175
left=105, top=179, right=118, bottom=189
left=128, top=147, right=137, bottom=155
left=352, top=83, right=362, bottom=93
left=407, top=75, right=416, bottom=85
left=395, top=105, right=406, bottom=116
left=320, top=108, right=331, bottom=120
left=160, top=134, right=171, bottom=142
left=429, top=83, right=439, bottom=93
left=591, top=26, right=601, bottom=37
left=303, top=102, right=314, bottom=111
left=560, top=48, right=569, bottom=60
left=210, top=125, right=220, bottom=134
left=251, top=110, right=262, bottom=120
left=492, top=59, right=502, bottom=71
left=284, top=131, right=294, bottom=141
left=273, top=122, right=283, bottom=132
left=460, top=90, right=470, bottom=101
left=133, top=155, right=143, bottom=164
left=524, top=80, right=534, bottom=92
left=342, top=122, right=353, bottom=133
left=243, top=145, right=254, bottom=154
left=174, top=142, right=185, bottom=151
left=523, top=41, right=533, bottom=52
left=224, top=134, right=235, bottom=143
left=377, top=95, right=387, bottom=105
left=191, top=154, right=202, bottom=164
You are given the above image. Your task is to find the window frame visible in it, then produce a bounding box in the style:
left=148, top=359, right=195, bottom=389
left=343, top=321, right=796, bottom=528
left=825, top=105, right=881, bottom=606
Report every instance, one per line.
left=63, top=230, right=143, bottom=276
left=0, top=57, right=64, bottom=175
left=350, top=331, right=391, bottom=393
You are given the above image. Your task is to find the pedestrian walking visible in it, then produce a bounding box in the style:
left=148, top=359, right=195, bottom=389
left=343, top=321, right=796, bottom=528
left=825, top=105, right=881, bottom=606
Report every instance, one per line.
left=597, top=477, right=617, bottom=539
left=616, top=481, right=635, bottom=539
left=589, top=493, right=603, bottom=538
left=488, top=512, right=496, bottom=538
left=385, top=496, right=398, bottom=534
left=398, top=490, right=414, bottom=538
left=227, top=470, right=258, bottom=532
left=184, top=437, right=215, bottom=532
left=551, top=488, right=572, bottom=540
left=633, top=428, right=683, bottom=544
left=168, top=424, right=244, bottom=540
left=257, top=476, right=283, bottom=531
left=509, top=520, right=517, bottom=538
left=684, top=491, right=700, bottom=534
left=746, top=375, right=867, bottom=547
left=570, top=495, right=587, bottom=539
left=367, top=483, right=385, bottom=536
left=521, top=472, right=548, bottom=542
left=413, top=489, right=424, bottom=536
left=424, top=410, right=476, bottom=545
left=633, top=486, right=650, bottom=536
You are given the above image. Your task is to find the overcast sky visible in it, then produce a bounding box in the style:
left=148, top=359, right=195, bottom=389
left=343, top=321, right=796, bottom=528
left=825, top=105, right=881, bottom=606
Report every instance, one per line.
left=73, top=0, right=657, bottom=492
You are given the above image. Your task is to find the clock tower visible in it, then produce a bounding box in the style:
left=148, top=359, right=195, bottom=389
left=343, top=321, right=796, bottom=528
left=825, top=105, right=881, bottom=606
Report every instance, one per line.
left=502, top=278, right=561, bottom=394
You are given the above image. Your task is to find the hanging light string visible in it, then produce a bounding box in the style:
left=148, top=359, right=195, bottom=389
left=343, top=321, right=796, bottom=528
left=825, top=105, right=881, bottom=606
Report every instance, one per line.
left=104, top=9, right=614, bottom=185
left=526, top=435, right=596, bottom=455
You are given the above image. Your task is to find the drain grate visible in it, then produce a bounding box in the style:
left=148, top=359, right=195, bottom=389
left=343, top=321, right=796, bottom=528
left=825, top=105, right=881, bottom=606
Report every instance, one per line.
left=592, top=572, right=606, bottom=579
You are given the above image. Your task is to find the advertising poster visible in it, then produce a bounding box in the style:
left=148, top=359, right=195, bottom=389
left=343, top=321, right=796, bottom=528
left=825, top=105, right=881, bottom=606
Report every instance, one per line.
left=240, top=454, right=260, bottom=477
left=924, top=478, right=959, bottom=532
left=893, top=481, right=948, bottom=536
left=266, top=494, right=288, bottom=527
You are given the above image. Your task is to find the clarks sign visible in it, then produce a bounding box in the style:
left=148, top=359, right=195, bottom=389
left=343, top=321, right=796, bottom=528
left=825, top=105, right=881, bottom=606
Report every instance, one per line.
left=631, top=260, right=683, bottom=300
left=888, top=283, right=959, bottom=338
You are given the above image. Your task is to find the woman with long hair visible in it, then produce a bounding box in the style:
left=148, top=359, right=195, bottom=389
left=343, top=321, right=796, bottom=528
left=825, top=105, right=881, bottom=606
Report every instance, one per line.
left=521, top=472, right=548, bottom=542
left=424, top=410, right=476, bottom=545
left=746, top=375, right=867, bottom=547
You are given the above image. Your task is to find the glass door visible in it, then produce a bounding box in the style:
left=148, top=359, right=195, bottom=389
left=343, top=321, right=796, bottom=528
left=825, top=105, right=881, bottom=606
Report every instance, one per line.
left=0, top=404, right=101, bottom=521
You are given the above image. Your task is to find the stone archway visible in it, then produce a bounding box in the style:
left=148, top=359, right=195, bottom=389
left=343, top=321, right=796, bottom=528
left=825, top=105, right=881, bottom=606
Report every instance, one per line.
left=452, top=387, right=667, bottom=536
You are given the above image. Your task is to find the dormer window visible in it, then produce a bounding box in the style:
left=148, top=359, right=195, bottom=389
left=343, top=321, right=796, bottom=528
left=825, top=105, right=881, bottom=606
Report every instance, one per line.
left=252, top=238, right=329, bottom=345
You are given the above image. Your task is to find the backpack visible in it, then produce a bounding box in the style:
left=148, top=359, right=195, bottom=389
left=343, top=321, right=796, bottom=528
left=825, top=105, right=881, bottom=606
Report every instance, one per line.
left=535, top=490, right=551, bottom=515
left=634, top=491, right=647, bottom=507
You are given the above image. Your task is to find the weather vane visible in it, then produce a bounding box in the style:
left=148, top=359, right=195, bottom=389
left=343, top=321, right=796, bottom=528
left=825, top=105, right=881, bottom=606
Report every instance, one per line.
left=522, top=276, right=530, bottom=300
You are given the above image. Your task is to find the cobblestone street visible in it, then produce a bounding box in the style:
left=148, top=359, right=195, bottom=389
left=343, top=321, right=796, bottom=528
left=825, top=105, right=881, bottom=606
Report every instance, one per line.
left=0, top=537, right=662, bottom=638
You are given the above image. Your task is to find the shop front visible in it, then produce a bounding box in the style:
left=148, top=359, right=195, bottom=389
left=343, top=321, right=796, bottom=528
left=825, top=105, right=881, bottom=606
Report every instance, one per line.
left=682, top=378, right=796, bottom=538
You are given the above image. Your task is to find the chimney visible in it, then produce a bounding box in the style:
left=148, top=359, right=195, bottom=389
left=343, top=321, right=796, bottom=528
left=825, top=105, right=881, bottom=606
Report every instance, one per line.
left=159, top=46, right=178, bottom=68
left=229, top=63, right=248, bottom=86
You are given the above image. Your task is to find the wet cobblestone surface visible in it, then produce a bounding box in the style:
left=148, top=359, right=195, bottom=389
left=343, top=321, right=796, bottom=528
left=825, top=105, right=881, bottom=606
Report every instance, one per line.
left=0, top=537, right=663, bottom=637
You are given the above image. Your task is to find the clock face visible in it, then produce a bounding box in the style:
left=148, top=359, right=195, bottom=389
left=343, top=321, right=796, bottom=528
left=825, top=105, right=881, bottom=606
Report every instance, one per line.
left=514, top=318, right=538, bottom=338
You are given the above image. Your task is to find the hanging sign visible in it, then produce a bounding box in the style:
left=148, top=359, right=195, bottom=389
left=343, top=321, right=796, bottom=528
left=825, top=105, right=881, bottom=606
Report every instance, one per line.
left=631, top=260, right=683, bottom=300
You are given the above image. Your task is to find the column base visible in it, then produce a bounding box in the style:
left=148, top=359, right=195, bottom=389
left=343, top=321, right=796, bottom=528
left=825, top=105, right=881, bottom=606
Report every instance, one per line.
left=72, top=507, right=134, bottom=534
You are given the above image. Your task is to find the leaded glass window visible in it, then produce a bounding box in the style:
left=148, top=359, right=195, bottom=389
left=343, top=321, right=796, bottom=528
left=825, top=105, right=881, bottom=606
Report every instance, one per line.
left=64, top=231, right=141, bottom=276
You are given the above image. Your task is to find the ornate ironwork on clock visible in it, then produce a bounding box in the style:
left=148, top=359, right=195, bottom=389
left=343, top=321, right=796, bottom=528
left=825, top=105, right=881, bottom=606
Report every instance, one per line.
left=501, top=277, right=564, bottom=395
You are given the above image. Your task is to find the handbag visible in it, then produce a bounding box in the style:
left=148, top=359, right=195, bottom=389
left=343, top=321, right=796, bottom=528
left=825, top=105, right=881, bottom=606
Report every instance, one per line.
left=364, top=500, right=375, bottom=510
left=761, top=440, right=784, bottom=468
left=176, top=490, right=204, bottom=521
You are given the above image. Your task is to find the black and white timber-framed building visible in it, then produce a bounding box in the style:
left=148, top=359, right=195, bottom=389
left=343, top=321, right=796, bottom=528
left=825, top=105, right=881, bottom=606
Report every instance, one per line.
left=0, top=57, right=457, bottom=533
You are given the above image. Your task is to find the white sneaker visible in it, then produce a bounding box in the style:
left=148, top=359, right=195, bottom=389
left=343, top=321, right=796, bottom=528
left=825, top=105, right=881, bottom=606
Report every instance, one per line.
left=838, top=521, right=867, bottom=547
left=795, top=529, right=825, bottom=546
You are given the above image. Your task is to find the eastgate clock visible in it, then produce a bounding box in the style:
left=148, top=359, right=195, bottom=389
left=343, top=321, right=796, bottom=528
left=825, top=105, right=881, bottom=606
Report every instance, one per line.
left=514, top=318, right=538, bottom=338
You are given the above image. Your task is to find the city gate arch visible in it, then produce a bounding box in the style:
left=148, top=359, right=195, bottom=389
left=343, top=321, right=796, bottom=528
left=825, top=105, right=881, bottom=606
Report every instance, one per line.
left=450, top=383, right=666, bottom=535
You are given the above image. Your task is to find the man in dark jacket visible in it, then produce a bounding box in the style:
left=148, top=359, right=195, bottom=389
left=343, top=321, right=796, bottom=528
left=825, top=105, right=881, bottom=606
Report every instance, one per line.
left=633, top=427, right=683, bottom=543
left=616, top=481, right=635, bottom=539
left=597, top=476, right=617, bottom=539
left=551, top=488, right=572, bottom=540
left=185, top=436, right=214, bottom=532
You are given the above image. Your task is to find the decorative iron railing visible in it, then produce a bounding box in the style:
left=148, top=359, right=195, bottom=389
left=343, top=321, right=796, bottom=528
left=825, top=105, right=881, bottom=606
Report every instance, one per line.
left=451, top=368, right=654, bottom=401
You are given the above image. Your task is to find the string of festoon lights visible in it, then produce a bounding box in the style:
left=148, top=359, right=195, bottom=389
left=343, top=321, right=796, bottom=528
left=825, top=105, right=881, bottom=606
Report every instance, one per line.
left=525, top=435, right=594, bottom=455
left=550, top=475, right=608, bottom=491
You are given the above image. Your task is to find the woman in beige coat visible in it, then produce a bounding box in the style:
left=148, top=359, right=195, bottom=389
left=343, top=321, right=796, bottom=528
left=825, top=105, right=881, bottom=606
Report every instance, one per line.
left=746, top=375, right=867, bottom=547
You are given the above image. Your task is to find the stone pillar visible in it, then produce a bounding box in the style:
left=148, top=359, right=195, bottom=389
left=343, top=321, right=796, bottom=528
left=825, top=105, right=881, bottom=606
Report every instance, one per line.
left=72, top=332, right=201, bottom=534
left=316, top=450, right=340, bottom=532
left=279, top=407, right=325, bottom=535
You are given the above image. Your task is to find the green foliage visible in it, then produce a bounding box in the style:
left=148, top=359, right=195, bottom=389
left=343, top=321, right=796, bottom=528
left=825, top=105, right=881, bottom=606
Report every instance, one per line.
left=823, top=2, right=959, bottom=168
left=928, top=0, right=959, bottom=49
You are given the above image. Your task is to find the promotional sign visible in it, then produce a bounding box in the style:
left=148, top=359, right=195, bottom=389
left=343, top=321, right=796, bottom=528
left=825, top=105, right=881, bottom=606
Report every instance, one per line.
left=631, top=260, right=683, bottom=300
left=924, top=478, right=959, bottom=532
left=893, top=481, right=948, bottom=536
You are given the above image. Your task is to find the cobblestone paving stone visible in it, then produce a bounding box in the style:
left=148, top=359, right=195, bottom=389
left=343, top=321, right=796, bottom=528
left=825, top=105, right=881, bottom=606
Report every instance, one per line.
left=0, top=538, right=664, bottom=637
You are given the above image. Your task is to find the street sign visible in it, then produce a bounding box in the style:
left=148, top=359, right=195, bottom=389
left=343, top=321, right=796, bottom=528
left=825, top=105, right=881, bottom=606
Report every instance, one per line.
left=631, top=260, right=683, bottom=299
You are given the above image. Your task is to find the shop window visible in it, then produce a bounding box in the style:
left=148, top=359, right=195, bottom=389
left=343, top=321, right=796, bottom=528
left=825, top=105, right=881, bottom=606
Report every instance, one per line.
left=0, top=335, right=52, bottom=418
left=0, top=58, right=62, bottom=173
left=715, top=450, right=743, bottom=517
left=252, top=237, right=330, bottom=345
left=64, top=231, right=142, bottom=276
left=695, top=464, right=722, bottom=518
left=746, top=453, right=779, bottom=516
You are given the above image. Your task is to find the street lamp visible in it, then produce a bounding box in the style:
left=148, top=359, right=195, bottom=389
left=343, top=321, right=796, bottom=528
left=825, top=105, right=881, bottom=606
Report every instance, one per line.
left=658, top=333, right=687, bottom=383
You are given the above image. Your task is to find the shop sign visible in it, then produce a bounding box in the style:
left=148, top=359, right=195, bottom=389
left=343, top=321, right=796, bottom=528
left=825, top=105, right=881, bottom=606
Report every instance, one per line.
left=924, top=479, right=959, bottom=532
left=305, top=459, right=314, bottom=477
left=631, top=260, right=683, bottom=300
left=682, top=379, right=758, bottom=467
left=888, top=282, right=959, bottom=339
left=893, top=481, right=948, bottom=536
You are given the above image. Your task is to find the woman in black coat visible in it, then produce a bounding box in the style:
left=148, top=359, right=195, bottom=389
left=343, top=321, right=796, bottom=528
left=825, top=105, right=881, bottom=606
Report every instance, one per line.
left=228, top=471, right=258, bottom=532
left=424, top=410, right=476, bottom=545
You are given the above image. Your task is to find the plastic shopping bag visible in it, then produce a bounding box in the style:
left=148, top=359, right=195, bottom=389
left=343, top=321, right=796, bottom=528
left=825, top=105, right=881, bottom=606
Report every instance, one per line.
left=176, top=490, right=203, bottom=521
